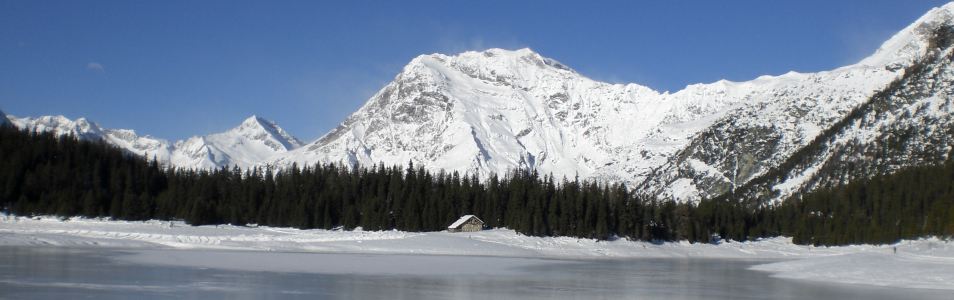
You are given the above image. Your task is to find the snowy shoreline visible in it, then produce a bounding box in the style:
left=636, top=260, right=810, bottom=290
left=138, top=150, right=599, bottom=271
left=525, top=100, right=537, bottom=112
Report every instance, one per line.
left=1, top=215, right=952, bottom=290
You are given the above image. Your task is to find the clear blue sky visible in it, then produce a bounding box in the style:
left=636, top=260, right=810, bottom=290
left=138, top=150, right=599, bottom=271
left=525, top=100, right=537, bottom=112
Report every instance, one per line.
left=0, top=0, right=948, bottom=141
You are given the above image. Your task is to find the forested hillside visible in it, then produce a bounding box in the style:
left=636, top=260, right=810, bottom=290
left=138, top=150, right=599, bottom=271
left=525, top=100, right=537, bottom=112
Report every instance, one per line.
left=779, top=161, right=954, bottom=245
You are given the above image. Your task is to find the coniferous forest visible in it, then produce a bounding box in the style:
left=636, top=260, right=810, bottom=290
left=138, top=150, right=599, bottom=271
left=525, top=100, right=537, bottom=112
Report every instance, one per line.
left=1, top=124, right=952, bottom=246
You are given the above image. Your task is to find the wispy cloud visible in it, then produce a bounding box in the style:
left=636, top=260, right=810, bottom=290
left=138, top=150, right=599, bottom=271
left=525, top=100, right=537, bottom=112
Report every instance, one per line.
left=86, top=62, right=105, bottom=73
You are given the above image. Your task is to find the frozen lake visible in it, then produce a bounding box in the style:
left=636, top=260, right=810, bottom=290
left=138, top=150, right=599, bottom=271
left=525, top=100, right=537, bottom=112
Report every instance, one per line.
left=1, top=246, right=950, bottom=299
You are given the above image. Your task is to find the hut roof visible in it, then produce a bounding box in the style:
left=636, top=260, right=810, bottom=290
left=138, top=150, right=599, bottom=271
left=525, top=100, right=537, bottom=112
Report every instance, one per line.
left=448, top=215, right=483, bottom=229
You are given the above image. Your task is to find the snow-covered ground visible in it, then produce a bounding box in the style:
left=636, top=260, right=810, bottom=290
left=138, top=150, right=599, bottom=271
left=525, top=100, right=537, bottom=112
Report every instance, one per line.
left=1, top=215, right=952, bottom=290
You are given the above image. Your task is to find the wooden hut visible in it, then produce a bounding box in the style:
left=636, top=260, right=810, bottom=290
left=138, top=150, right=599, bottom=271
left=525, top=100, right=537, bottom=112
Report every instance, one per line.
left=447, top=215, right=484, bottom=232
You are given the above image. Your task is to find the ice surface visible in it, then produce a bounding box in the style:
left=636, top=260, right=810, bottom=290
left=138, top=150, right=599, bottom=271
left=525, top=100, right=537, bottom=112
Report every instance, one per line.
left=1, top=215, right=951, bottom=290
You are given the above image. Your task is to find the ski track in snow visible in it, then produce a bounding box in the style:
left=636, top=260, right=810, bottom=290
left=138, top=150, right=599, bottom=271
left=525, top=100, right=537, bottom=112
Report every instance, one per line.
left=1, top=215, right=952, bottom=290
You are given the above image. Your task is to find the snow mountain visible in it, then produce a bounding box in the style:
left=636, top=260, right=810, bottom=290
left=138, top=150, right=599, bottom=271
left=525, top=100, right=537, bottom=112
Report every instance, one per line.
left=9, top=115, right=175, bottom=162
left=733, top=20, right=954, bottom=204
left=7, top=3, right=953, bottom=205
left=640, top=4, right=954, bottom=202
left=171, top=115, right=303, bottom=169
left=8, top=114, right=302, bottom=170
left=270, top=3, right=954, bottom=203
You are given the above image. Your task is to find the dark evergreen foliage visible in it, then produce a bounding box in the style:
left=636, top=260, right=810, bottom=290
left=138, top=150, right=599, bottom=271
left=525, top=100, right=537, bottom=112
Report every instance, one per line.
left=1, top=124, right=952, bottom=246
left=779, top=160, right=954, bottom=245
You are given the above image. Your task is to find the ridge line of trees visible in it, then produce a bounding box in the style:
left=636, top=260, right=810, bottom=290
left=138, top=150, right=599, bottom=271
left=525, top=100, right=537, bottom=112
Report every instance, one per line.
left=1, top=125, right=952, bottom=246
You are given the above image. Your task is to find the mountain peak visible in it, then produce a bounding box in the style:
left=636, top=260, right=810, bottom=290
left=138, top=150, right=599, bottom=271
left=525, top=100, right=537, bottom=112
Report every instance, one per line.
left=858, top=2, right=954, bottom=67
left=9, top=113, right=304, bottom=170
left=240, top=114, right=268, bottom=126
left=478, top=47, right=539, bottom=57
left=235, top=115, right=271, bottom=132
left=272, top=4, right=954, bottom=202
left=9, top=114, right=105, bottom=139
left=230, top=115, right=303, bottom=150
left=410, top=47, right=574, bottom=76
left=168, top=115, right=303, bottom=169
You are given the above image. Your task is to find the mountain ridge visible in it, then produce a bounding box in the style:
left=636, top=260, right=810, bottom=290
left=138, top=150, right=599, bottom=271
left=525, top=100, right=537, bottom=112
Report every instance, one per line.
left=5, top=114, right=302, bottom=170
left=5, top=2, right=953, bottom=204
left=268, top=2, right=954, bottom=203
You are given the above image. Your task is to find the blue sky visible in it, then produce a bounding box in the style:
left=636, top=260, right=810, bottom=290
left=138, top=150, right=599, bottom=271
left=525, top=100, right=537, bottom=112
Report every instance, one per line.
left=0, top=0, right=948, bottom=141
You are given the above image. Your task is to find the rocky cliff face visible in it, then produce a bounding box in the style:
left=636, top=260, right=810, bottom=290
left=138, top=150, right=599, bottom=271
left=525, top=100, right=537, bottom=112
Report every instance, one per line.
left=733, top=23, right=954, bottom=204
left=646, top=5, right=954, bottom=203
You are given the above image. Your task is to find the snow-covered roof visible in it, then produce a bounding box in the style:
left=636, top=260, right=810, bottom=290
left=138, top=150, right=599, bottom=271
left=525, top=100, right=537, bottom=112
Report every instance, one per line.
left=448, top=215, right=482, bottom=229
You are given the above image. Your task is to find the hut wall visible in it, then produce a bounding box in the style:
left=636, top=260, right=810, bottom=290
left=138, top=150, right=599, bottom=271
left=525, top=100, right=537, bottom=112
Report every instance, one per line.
left=461, top=220, right=483, bottom=232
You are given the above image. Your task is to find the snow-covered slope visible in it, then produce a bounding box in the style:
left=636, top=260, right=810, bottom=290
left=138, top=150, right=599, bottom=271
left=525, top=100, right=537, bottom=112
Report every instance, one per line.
left=9, top=3, right=953, bottom=203
left=271, top=47, right=664, bottom=180
left=644, top=4, right=954, bottom=203
left=734, top=19, right=954, bottom=204
left=271, top=3, right=954, bottom=202
left=10, top=115, right=175, bottom=162
left=9, top=115, right=302, bottom=170
left=170, top=115, right=304, bottom=169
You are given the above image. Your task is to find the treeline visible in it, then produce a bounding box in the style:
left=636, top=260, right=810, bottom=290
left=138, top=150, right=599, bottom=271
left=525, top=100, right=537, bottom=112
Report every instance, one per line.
left=777, top=161, right=954, bottom=245
left=1, top=125, right=952, bottom=245
left=0, top=124, right=697, bottom=241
